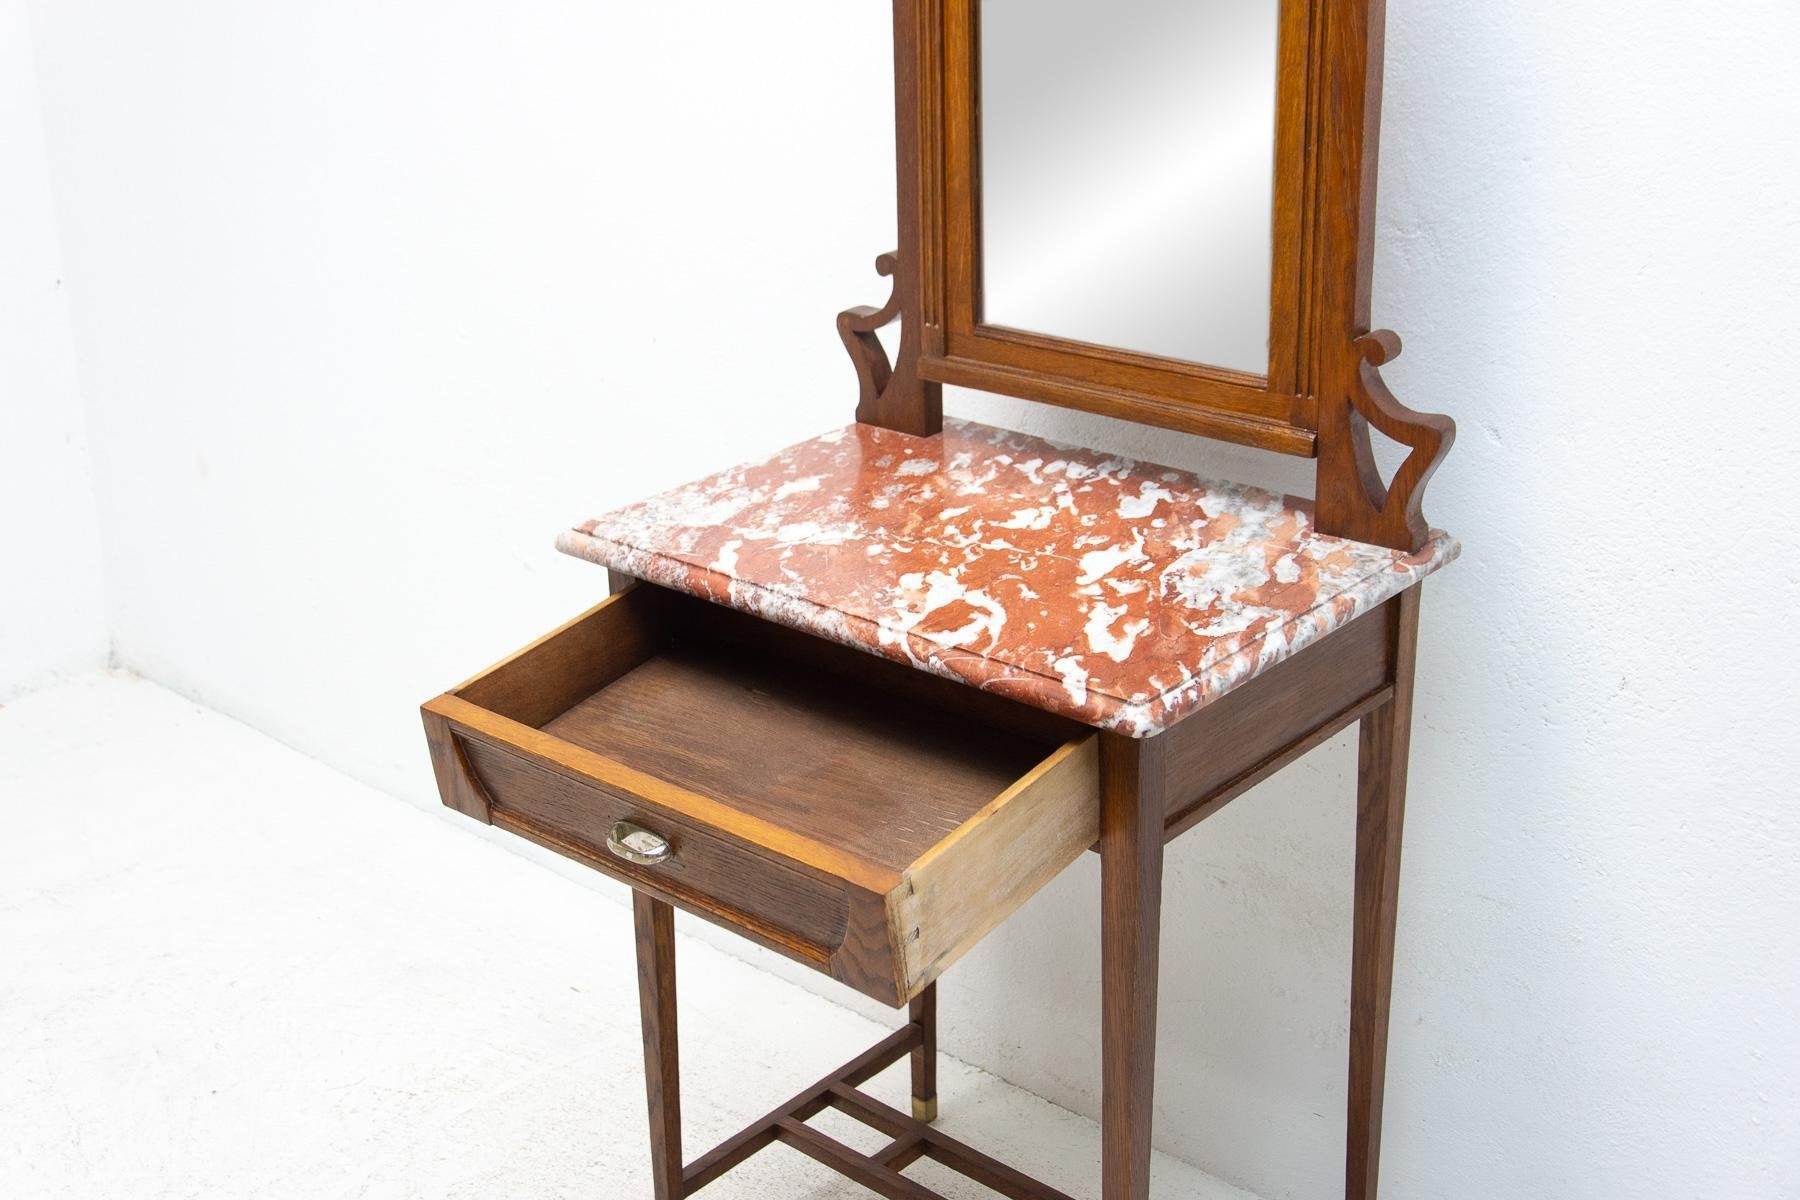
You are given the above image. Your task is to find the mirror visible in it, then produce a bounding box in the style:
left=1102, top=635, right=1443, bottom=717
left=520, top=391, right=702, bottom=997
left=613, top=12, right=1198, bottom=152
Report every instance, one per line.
left=979, top=0, right=1281, bottom=375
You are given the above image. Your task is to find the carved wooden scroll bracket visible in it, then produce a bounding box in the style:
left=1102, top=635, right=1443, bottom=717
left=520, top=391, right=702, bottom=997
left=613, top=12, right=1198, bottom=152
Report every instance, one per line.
left=840, top=251, right=943, bottom=438
left=838, top=252, right=903, bottom=417
left=1317, top=330, right=1456, bottom=553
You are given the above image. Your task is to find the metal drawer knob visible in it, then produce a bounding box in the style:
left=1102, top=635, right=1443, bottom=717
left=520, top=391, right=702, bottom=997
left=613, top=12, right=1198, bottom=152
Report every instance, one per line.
left=607, top=821, right=671, bottom=866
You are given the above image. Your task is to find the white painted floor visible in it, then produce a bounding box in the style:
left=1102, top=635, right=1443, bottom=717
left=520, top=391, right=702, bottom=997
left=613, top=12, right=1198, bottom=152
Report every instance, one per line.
left=0, top=675, right=1252, bottom=1200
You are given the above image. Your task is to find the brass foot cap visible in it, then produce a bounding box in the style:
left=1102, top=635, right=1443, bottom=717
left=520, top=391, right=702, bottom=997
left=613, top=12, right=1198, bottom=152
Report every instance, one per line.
left=912, top=1097, right=938, bottom=1124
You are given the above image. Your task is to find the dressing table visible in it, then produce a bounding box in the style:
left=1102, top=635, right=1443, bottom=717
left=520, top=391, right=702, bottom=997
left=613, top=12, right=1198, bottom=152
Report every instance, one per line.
left=422, top=2, right=1457, bottom=1198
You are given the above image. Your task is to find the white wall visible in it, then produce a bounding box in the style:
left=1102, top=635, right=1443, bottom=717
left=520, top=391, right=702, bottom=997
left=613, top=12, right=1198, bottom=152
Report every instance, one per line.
left=0, top=1, right=105, bottom=702
left=26, top=2, right=1800, bottom=1198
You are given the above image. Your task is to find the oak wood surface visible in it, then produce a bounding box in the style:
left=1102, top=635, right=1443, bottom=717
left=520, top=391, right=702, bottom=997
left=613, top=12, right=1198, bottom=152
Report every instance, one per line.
left=1306, top=0, right=1456, bottom=550
left=777, top=1119, right=941, bottom=1200
left=1099, top=733, right=1166, bottom=1200
left=851, top=0, right=942, bottom=435
left=1346, top=585, right=1421, bottom=1199
left=840, top=888, right=910, bottom=1004
left=543, top=643, right=1049, bottom=874
left=1161, top=597, right=1396, bottom=839
left=678, top=1011, right=1073, bottom=1200
left=910, top=983, right=937, bottom=1121
left=426, top=690, right=898, bottom=894
left=466, top=736, right=849, bottom=958
left=1163, top=686, right=1394, bottom=845
left=635, top=894, right=683, bottom=1200
left=1267, top=0, right=1314, bottom=405
left=661, top=585, right=1084, bottom=746
left=918, top=353, right=1318, bottom=456
left=420, top=706, right=491, bottom=823
left=454, top=587, right=663, bottom=728
left=894, top=734, right=1099, bottom=995
left=825, top=1084, right=1075, bottom=1200
left=681, top=1026, right=922, bottom=1196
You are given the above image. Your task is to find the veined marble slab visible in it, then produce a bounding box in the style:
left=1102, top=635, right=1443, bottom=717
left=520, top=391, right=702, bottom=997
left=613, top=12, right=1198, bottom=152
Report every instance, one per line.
left=558, top=420, right=1457, bottom=737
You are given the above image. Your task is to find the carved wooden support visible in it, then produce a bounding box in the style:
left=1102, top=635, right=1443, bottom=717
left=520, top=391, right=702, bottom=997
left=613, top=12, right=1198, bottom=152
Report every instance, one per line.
left=838, top=252, right=903, bottom=419
left=848, top=0, right=944, bottom=439
left=1315, top=331, right=1455, bottom=553
left=666, top=1005, right=1073, bottom=1200
left=841, top=249, right=942, bottom=438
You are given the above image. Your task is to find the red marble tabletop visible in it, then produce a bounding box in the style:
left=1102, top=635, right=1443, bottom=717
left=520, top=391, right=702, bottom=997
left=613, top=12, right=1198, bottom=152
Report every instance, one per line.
left=557, top=420, right=1457, bottom=737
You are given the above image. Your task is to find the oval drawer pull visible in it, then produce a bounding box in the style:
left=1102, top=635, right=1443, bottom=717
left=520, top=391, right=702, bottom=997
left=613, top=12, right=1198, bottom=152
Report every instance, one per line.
left=607, top=821, right=672, bottom=866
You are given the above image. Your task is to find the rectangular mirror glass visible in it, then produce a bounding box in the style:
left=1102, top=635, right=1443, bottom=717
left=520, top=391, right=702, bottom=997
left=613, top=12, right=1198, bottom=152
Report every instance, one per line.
left=979, top=0, right=1280, bottom=375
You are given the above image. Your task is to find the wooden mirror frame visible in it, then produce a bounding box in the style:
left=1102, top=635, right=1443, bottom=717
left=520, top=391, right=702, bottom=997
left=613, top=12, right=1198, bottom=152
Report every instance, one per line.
left=840, top=0, right=1454, bottom=553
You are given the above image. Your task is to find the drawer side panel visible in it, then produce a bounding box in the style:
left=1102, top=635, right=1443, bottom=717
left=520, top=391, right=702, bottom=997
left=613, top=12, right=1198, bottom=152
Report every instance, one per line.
left=891, top=735, right=1101, bottom=998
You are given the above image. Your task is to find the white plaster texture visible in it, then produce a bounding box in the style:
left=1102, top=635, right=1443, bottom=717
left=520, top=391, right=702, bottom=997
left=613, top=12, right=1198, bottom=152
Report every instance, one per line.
left=0, top=673, right=1251, bottom=1200
left=0, top=1, right=105, bottom=701
left=19, top=3, right=1800, bottom=1198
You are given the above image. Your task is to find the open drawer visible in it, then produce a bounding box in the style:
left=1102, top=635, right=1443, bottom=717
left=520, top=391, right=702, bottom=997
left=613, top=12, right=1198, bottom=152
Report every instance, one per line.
left=421, top=583, right=1099, bottom=1006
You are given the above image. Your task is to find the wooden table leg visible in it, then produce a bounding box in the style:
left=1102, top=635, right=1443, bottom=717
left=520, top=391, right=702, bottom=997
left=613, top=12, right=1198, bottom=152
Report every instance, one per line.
left=635, top=892, right=684, bottom=1200
left=910, top=983, right=938, bottom=1123
left=1100, top=733, right=1167, bottom=1200
left=1346, top=587, right=1421, bottom=1200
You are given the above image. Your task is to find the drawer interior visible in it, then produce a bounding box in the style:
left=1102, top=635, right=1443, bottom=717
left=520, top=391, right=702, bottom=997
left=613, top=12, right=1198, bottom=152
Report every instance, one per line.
left=457, top=584, right=1081, bottom=874
left=428, top=582, right=1097, bottom=1003
left=544, top=640, right=1051, bottom=874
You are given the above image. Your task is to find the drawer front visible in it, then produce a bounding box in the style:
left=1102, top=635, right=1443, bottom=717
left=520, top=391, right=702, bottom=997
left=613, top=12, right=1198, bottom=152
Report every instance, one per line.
left=458, top=734, right=852, bottom=965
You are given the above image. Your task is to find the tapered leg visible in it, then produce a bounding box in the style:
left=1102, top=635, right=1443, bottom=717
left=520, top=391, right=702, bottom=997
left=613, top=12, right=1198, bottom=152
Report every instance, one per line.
left=1346, top=588, right=1422, bottom=1200
left=910, top=983, right=938, bottom=1123
left=634, top=892, right=683, bottom=1200
left=1100, top=733, right=1167, bottom=1200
